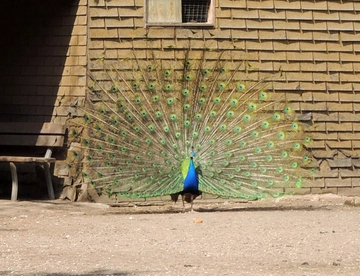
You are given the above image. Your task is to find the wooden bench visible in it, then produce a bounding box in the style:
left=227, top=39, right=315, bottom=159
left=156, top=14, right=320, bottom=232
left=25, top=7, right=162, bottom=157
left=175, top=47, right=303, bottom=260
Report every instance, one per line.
left=0, top=122, right=66, bottom=201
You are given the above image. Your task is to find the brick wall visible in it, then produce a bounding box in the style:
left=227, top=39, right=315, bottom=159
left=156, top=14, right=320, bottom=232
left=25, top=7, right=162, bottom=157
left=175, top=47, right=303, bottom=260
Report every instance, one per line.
left=85, top=0, right=360, bottom=196
left=0, top=0, right=87, bottom=124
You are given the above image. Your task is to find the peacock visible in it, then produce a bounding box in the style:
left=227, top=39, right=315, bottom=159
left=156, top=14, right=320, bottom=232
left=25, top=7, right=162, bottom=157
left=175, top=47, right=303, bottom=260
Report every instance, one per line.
left=68, top=47, right=312, bottom=211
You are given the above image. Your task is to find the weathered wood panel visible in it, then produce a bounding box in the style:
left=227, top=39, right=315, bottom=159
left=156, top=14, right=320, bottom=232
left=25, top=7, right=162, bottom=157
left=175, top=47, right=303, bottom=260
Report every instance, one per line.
left=146, top=0, right=182, bottom=23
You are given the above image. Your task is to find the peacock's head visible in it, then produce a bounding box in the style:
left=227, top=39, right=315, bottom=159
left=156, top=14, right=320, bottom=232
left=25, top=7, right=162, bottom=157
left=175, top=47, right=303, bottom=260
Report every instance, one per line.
left=190, top=147, right=196, bottom=160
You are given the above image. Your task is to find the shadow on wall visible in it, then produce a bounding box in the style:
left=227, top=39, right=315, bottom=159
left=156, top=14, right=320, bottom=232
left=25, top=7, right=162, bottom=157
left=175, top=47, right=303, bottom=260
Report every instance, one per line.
left=0, top=0, right=78, bottom=123
left=0, top=0, right=79, bottom=200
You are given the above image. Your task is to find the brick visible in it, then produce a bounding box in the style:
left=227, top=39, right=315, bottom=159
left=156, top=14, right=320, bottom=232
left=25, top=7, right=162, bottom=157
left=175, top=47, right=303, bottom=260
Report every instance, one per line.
left=340, top=169, right=360, bottom=178
left=285, top=72, right=312, bottom=82
left=105, top=18, right=134, bottom=28
left=273, top=62, right=300, bottom=72
left=300, top=42, right=327, bottom=52
left=134, top=18, right=145, bottom=28
left=134, top=0, right=143, bottom=7
left=71, top=66, right=87, bottom=76
left=314, top=72, right=339, bottom=82
left=313, top=92, right=338, bottom=102
left=90, top=18, right=105, bottom=28
left=328, top=22, right=354, bottom=32
left=273, top=81, right=301, bottom=91
left=327, top=102, right=353, bottom=112
left=220, top=0, right=247, bottom=9
left=327, top=83, right=354, bottom=92
left=90, top=28, right=118, bottom=39
left=118, top=28, right=147, bottom=38
left=337, top=187, right=360, bottom=196
left=246, top=41, right=273, bottom=51
left=300, top=102, right=327, bottom=111
left=12, top=95, right=29, bottom=105
left=327, top=43, right=353, bottom=53
left=299, top=62, right=327, bottom=72
left=314, top=52, right=340, bottom=62
left=88, top=40, right=103, bottom=50
left=259, top=10, right=285, bottom=20
left=90, top=7, right=119, bottom=18
left=301, top=178, right=325, bottom=188
left=312, top=11, right=340, bottom=21
left=342, top=72, right=359, bottom=85
left=259, top=52, right=286, bottom=61
left=310, top=187, right=338, bottom=194
left=313, top=32, right=339, bottom=42
left=326, top=140, right=352, bottom=149
left=339, top=111, right=360, bottom=122
left=308, top=140, right=326, bottom=149
left=325, top=178, right=352, bottom=187
left=341, top=13, right=360, bottom=23
left=311, top=132, right=338, bottom=140
left=339, top=133, right=360, bottom=141
left=109, top=0, right=134, bottom=6
left=64, top=56, right=80, bottom=66
left=326, top=122, right=353, bottom=132
left=60, top=76, right=86, bottom=86
left=300, top=1, right=328, bottom=11
left=353, top=124, right=360, bottom=132
left=354, top=103, right=360, bottom=112
left=76, top=15, right=88, bottom=26
left=312, top=149, right=338, bottom=159
left=232, top=30, right=259, bottom=40
left=219, top=19, right=246, bottom=29
left=69, top=46, right=87, bottom=56
left=291, top=188, right=311, bottom=195
left=217, top=8, right=231, bottom=18
left=119, top=7, right=143, bottom=17
left=274, top=21, right=300, bottom=30
left=275, top=1, right=301, bottom=10
left=204, top=29, right=231, bottom=39
left=246, top=19, right=274, bottom=30
left=286, top=52, right=313, bottom=62
left=75, top=5, right=87, bottom=16
left=259, top=30, right=286, bottom=40
left=340, top=32, right=359, bottom=42
left=327, top=62, right=354, bottom=72
left=273, top=41, right=299, bottom=52
left=232, top=9, right=258, bottom=19
left=312, top=112, right=339, bottom=122
left=328, top=2, right=355, bottom=11
left=71, top=26, right=87, bottom=36
left=340, top=53, right=360, bottom=62
left=175, top=28, right=197, bottom=39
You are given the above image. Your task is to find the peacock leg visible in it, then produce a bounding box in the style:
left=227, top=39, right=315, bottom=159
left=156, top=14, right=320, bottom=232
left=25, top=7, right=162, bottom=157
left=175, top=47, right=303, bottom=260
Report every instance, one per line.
left=181, top=194, right=186, bottom=212
left=190, top=194, right=194, bottom=212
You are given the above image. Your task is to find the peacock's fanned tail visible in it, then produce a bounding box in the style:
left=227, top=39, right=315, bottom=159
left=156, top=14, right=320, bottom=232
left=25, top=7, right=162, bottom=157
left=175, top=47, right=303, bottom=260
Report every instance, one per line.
left=68, top=48, right=312, bottom=199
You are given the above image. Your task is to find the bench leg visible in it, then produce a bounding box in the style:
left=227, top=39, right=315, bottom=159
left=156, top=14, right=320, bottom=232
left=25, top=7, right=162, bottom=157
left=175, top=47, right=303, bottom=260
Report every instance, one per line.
left=9, top=162, right=18, bottom=201
left=43, top=163, right=55, bottom=200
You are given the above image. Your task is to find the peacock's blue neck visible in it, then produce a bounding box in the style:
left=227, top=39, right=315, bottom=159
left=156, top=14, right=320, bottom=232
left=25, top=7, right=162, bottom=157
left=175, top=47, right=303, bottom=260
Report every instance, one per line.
left=183, top=158, right=199, bottom=193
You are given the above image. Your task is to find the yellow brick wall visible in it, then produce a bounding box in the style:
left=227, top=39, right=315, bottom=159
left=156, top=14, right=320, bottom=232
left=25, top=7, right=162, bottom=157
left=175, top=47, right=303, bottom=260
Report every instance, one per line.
left=0, top=0, right=87, bottom=125
left=86, top=0, right=360, bottom=196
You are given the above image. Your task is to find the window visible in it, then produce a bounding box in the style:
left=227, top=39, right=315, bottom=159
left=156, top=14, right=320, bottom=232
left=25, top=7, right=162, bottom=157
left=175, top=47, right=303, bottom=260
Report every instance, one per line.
left=146, top=0, right=215, bottom=27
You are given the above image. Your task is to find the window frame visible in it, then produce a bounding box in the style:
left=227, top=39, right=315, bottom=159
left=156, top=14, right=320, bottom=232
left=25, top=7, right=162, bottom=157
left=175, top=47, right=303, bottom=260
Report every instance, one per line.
left=144, top=0, right=215, bottom=28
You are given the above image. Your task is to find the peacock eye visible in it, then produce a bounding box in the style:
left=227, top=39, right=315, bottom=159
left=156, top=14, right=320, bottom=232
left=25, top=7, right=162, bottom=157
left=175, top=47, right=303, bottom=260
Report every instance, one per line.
left=72, top=48, right=311, bottom=207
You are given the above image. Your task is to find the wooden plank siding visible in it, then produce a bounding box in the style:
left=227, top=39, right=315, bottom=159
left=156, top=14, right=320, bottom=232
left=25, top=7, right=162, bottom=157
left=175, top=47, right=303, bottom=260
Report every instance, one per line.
left=84, top=0, right=360, bottom=196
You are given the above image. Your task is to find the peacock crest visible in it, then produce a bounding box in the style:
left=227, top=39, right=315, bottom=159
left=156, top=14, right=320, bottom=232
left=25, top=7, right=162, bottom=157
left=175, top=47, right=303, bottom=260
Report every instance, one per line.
left=68, top=47, right=313, bottom=209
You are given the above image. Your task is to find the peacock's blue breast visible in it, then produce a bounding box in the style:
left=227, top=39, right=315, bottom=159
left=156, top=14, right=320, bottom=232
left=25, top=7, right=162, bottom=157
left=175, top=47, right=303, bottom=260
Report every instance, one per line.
left=183, top=158, right=199, bottom=193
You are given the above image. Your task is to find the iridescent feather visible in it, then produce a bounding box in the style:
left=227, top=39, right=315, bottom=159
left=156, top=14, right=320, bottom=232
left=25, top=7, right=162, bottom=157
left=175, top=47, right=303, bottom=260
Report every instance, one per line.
left=68, top=48, right=312, bottom=211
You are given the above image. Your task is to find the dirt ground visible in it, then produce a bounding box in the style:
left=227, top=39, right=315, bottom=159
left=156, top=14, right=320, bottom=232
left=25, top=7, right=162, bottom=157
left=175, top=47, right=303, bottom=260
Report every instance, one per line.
left=1, top=194, right=360, bottom=276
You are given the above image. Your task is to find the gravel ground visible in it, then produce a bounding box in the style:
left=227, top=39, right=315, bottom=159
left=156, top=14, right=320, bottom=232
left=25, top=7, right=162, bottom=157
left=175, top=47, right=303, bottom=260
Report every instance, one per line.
left=1, top=194, right=360, bottom=276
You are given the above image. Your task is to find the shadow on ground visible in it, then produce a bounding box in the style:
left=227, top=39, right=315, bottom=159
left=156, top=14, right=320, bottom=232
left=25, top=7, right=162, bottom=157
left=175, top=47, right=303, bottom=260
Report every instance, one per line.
left=0, top=270, right=130, bottom=276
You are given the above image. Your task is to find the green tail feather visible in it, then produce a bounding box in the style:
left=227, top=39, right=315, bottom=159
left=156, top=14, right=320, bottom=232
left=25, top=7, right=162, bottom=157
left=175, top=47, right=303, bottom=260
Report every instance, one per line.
left=68, top=48, right=313, bottom=199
